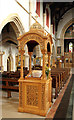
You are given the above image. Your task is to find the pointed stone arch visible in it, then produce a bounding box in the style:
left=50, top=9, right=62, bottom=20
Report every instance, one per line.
left=0, top=13, right=25, bottom=35
left=60, top=19, right=74, bottom=39
left=60, top=18, right=74, bottom=55
left=7, top=55, right=13, bottom=72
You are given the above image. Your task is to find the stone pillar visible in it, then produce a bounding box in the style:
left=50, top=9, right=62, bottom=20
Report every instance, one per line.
left=43, top=13, right=46, bottom=28
left=50, top=25, right=53, bottom=34
left=42, top=50, right=46, bottom=79
left=0, top=51, right=5, bottom=72
left=0, top=54, right=2, bottom=72
left=28, top=52, right=33, bottom=73
left=19, top=50, right=25, bottom=80
left=0, top=54, right=2, bottom=67
left=60, top=38, right=64, bottom=56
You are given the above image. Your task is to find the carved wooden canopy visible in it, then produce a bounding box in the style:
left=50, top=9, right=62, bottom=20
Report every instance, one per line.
left=17, top=22, right=52, bottom=53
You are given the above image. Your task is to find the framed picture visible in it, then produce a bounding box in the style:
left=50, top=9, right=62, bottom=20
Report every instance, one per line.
left=57, top=46, right=61, bottom=55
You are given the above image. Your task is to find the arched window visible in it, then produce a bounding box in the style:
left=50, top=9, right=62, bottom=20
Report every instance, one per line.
left=69, top=42, right=73, bottom=53
left=36, top=0, right=40, bottom=17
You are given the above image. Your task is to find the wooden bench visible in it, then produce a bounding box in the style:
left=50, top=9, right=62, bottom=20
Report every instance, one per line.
left=51, top=67, right=70, bottom=99
left=0, top=69, right=29, bottom=98
left=52, top=68, right=70, bottom=85
left=51, top=74, right=60, bottom=99
left=0, top=77, right=19, bottom=98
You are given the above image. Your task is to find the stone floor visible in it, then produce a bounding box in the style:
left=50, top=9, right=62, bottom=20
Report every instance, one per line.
left=66, top=74, right=74, bottom=120
left=72, top=68, right=74, bottom=74
left=52, top=74, right=73, bottom=120
left=0, top=92, right=45, bottom=119
left=46, top=73, right=72, bottom=119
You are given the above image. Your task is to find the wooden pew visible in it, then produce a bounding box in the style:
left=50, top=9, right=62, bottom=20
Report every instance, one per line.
left=51, top=67, right=70, bottom=99
left=0, top=78, right=19, bottom=98
left=51, top=74, right=60, bottom=99
left=0, top=68, right=29, bottom=98
left=51, top=68, right=70, bottom=86
left=51, top=70, right=63, bottom=89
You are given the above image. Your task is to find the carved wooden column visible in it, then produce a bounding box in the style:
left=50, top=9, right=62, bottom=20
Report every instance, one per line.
left=43, top=13, right=46, bottom=28
left=48, top=52, right=51, bottom=68
left=28, top=52, right=33, bottom=73
left=52, top=58, right=55, bottom=66
left=19, top=50, right=25, bottom=80
left=68, top=58, right=70, bottom=68
left=42, top=50, right=46, bottom=79
left=64, top=58, right=66, bottom=68
left=48, top=52, right=51, bottom=78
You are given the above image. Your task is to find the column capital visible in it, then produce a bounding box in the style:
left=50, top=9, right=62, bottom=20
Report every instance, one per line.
left=0, top=51, right=5, bottom=55
left=47, top=52, right=51, bottom=56
left=41, top=49, right=47, bottom=54
left=19, top=49, right=25, bottom=55
left=28, top=52, right=33, bottom=56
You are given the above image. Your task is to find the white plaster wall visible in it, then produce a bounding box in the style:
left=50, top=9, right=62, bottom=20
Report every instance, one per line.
left=43, top=6, right=51, bottom=33
left=0, top=0, right=54, bottom=70
left=17, top=0, right=29, bottom=12
left=57, top=8, right=74, bottom=38
left=49, top=8, right=51, bottom=33
left=38, top=1, right=43, bottom=26
left=0, top=0, right=29, bottom=33
left=0, top=0, right=46, bottom=33
left=30, top=0, right=43, bottom=26
left=0, top=0, right=52, bottom=34
left=24, top=44, right=29, bottom=68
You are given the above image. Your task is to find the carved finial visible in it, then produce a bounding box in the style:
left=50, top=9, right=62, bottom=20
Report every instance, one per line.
left=35, top=15, right=38, bottom=22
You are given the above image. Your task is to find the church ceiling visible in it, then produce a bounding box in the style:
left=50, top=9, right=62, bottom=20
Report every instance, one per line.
left=43, top=2, right=74, bottom=30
